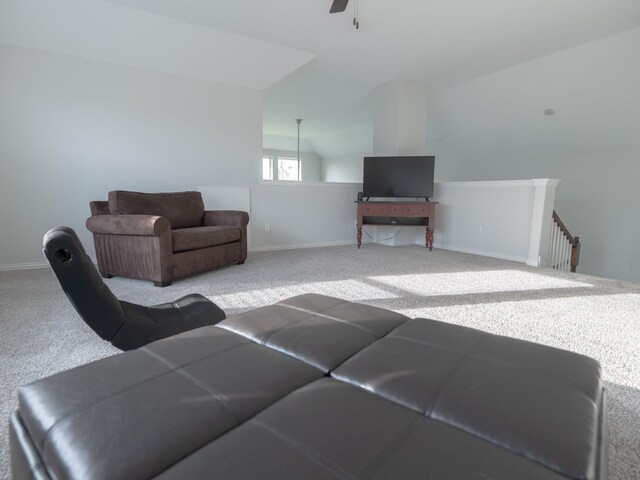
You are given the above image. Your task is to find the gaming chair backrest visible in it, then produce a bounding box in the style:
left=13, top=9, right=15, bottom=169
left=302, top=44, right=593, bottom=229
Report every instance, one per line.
left=43, top=226, right=126, bottom=341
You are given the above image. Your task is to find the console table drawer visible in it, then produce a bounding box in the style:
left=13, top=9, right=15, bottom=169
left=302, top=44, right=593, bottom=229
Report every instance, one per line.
left=389, top=204, right=402, bottom=215
left=403, top=204, right=429, bottom=216
left=362, top=204, right=389, bottom=215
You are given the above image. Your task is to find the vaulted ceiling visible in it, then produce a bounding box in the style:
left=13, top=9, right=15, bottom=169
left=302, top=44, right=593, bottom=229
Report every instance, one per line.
left=105, top=0, right=640, bottom=157
left=3, top=0, right=640, bottom=157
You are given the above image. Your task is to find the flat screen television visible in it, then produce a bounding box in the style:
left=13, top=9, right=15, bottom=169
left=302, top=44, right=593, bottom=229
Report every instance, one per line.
left=362, top=156, right=435, bottom=199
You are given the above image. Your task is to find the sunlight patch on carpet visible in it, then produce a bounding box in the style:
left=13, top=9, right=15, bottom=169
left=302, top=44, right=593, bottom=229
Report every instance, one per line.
left=370, top=269, right=592, bottom=297
left=212, top=279, right=397, bottom=309
left=400, top=293, right=640, bottom=388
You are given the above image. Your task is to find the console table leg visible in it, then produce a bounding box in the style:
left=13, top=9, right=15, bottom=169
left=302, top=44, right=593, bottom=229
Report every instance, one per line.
left=426, top=228, right=433, bottom=251
left=357, top=227, right=362, bottom=249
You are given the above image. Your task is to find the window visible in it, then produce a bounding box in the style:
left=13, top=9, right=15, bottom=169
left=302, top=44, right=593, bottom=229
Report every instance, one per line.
left=262, top=154, right=304, bottom=182
left=278, top=157, right=301, bottom=181
left=262, top=156, right=273, bottom=180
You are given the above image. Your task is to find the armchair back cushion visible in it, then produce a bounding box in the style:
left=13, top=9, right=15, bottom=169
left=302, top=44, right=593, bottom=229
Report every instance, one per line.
left=108, top=191, right=205, bottom=229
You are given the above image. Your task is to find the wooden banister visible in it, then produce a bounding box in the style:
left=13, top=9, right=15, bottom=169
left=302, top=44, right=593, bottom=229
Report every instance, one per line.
left=571, top=236, right=580, bottom=273
left=552, top=210, right=580, bottom=273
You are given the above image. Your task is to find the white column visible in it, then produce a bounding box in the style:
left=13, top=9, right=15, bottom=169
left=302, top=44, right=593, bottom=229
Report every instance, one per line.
left=527, top=178, right=560, bottom=267
left=373, top=78, right=428, bottom=156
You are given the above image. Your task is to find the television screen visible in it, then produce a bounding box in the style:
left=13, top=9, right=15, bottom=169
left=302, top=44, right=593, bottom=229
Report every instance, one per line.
left=362, top=156, right=435, bottom=199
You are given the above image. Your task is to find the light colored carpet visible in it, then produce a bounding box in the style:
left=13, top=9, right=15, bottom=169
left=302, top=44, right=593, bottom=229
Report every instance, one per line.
left=1, top=245, right=639, bottom=479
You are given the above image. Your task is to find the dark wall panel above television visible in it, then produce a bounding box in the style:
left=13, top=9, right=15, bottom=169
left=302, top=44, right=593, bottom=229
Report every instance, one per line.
left=362, top=156, right=435, bottom=199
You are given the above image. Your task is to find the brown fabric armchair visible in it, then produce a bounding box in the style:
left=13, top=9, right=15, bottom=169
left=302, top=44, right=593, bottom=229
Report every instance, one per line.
left=86, top=191, right=249, bottom=286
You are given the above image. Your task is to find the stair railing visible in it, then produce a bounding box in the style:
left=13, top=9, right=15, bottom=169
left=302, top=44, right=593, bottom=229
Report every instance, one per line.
left=548, top=211, right=580, bottom=272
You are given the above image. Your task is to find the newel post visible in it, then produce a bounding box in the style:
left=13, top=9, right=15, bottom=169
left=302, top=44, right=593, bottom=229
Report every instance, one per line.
left=527, top=179, right=560, bottom=267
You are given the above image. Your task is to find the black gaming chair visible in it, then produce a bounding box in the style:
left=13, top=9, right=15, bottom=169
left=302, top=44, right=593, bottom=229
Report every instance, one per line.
left=43, top=226, right=226, bottom=350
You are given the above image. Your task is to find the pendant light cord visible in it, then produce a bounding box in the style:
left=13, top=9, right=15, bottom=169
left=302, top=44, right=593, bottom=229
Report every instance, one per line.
left=296, top=118, right=302, bottom=181
left=353, top=0, right=359, bottom=29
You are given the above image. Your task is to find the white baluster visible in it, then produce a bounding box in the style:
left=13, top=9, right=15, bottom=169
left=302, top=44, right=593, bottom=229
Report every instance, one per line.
left=555, top=225, right=561, bottom=269
left=550, top=222, right=557, bottom=269
left=553, top=223, right=558, bottom=269
left=549, top=218, right=556, bottom=268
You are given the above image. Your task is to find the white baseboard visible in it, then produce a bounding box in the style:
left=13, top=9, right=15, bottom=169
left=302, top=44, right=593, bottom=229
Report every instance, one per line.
left=1, top=244, right=527, bottom=270
left=0, top=261, right=49, bottom=271
left=250, top=239, right=357, bottom=253
left=431, top=243, right=528, bottom=264
left=0, top=257, right=99, bottom=272
left=250, top=240, right=528, bottom=265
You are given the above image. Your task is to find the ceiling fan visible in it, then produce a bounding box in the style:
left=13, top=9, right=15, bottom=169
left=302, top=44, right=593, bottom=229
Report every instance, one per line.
left=330, top=0, right=359, bottom=29
left=329, top=0, right=349, bottom=13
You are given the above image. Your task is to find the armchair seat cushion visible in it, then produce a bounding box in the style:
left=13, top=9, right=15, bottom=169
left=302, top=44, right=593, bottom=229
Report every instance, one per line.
left=172, top=226, right=240, bottom=253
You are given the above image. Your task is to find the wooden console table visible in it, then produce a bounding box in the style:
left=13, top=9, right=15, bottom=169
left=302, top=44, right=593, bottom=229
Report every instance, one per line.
left=356, top=201, right=437, bottom=250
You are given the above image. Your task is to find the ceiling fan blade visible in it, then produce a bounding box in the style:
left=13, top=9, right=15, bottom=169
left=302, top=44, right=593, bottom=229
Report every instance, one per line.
left=330, top=0, right=349, bottom=13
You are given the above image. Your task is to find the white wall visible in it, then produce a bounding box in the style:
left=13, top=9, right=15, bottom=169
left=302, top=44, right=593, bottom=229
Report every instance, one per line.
left=0, top=43, right=261, bottom=268
left=321, top=152, right=367, bottom=183
left=432, top=181, right=536, bottom=262
left=425, top=139, right=461, bottom=183
left=429, top=26, right=640, bottom=282
left=250, top=182, right=362, bottom=250
left=436, top=147, right=640, bottom=282
left=0, top=44, right=368, bottom=269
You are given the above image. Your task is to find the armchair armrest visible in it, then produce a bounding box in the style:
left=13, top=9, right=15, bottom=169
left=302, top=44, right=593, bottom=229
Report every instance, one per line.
left=203, top=210, right=250, bottom=228
left=203, top=210, right=249, bottom=263
left=86, top=214, right=171, bottom=236
left=89, top=200, right=109, bottom=216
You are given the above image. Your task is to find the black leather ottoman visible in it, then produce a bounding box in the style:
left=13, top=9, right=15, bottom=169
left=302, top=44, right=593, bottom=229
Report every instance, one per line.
left=10, top=294, right=607, bottom=480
